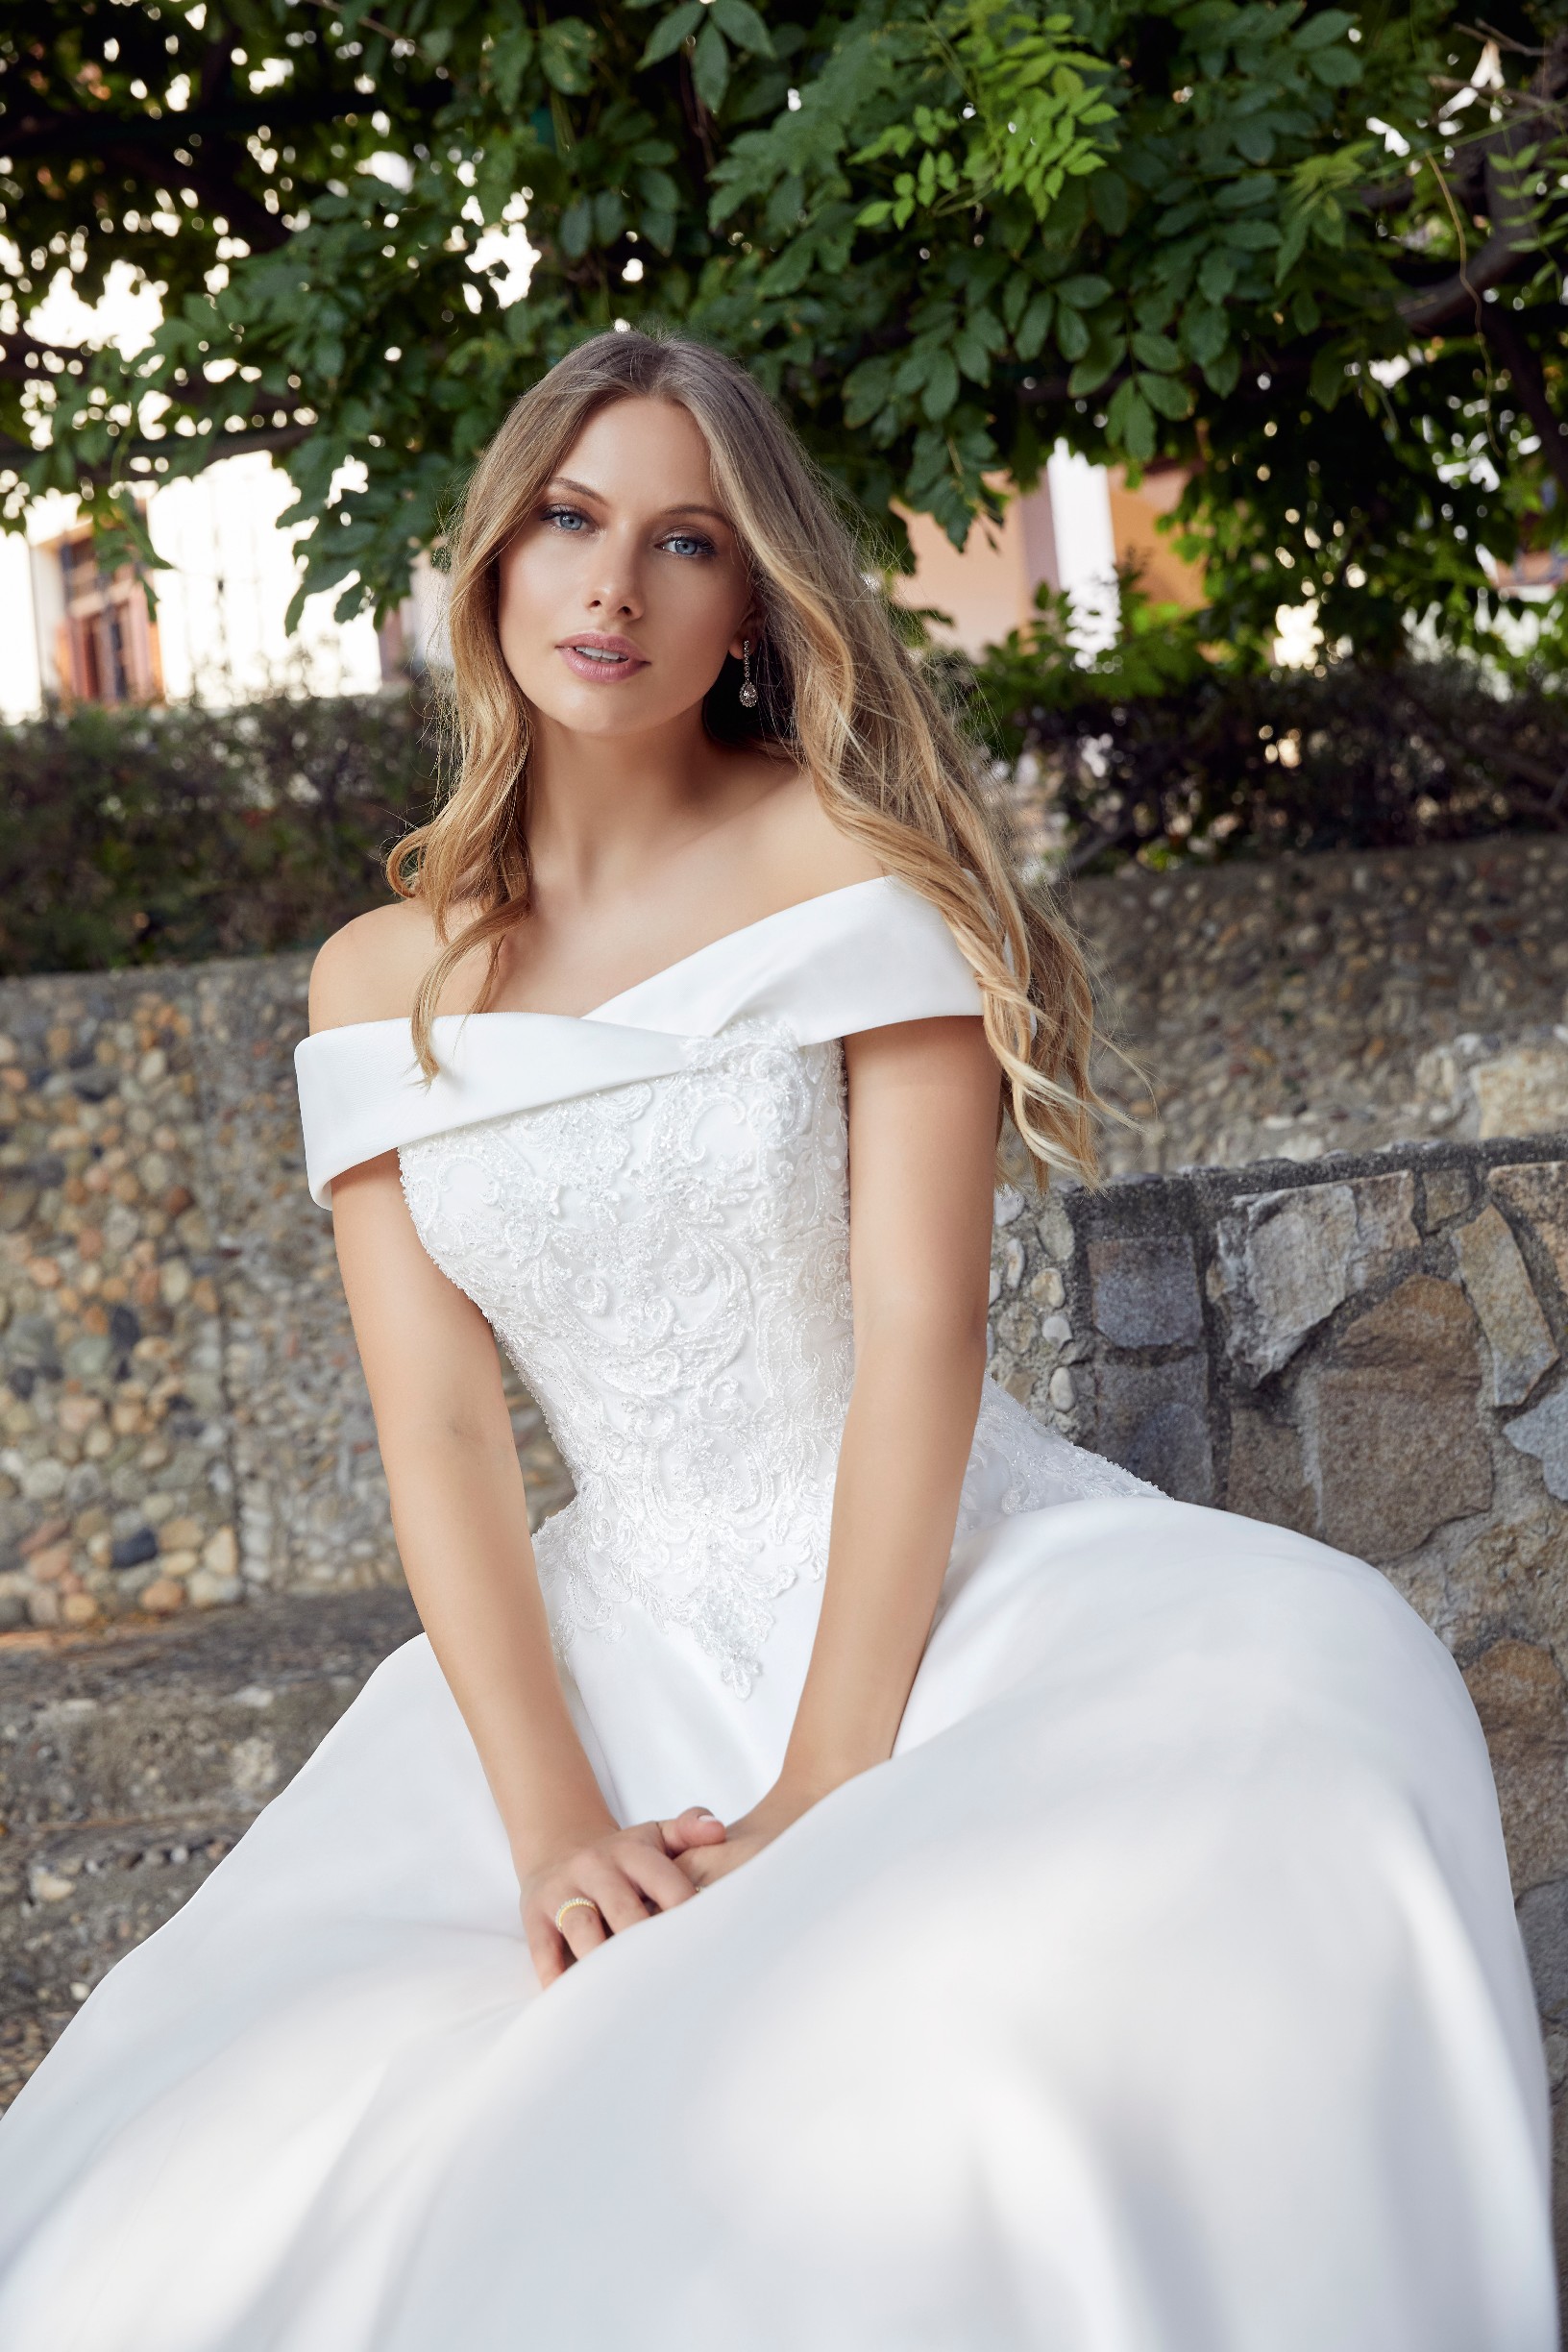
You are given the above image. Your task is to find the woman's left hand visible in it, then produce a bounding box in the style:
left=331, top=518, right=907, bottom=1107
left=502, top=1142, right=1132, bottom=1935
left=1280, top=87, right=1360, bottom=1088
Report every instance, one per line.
left=675, top=1781, right=816, bottom=1889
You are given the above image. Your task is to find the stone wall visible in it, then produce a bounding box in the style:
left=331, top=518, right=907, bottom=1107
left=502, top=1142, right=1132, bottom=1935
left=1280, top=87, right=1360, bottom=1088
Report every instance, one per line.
left=2, top=835, right=1565, bottom=1635
left=1080, top=833, right=1568, bottom=1176
left=0, top=958, right=568, bottom=1634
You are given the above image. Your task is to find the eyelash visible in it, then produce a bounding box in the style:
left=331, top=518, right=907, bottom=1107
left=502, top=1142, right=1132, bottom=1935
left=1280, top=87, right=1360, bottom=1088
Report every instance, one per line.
left=540, top=504, right=715, bottom=559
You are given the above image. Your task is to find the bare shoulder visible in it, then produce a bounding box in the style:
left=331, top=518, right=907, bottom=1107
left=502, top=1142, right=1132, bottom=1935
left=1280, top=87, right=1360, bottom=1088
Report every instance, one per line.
left=744, top=756, right=885, bottom=902
left=307, top=898, right=449, bottom=1033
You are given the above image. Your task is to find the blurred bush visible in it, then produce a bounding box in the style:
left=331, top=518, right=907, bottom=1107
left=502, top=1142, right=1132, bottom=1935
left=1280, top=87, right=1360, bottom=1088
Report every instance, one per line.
left=0, top=693, right=439, bottom=977
left=5, top=621, right=1568, bottom=980
left=963, top=583, right=1568, bottom=875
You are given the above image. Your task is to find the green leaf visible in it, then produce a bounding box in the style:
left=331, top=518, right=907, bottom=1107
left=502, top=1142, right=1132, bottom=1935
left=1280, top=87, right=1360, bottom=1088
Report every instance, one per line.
left=1106, top=380, right=1156, bottom=460
left=1055, top=304, right=1090, bottom=361
left=956, top=329, right=992, bottom=384
left=710, top=0, right=774, bottom=58
left=1310, top=344, right=1347, bottom=408
left=636, top=166, right=681, bottom=213
left=1131, top=329, right=1180, bottom=373
left=1180, top=303, right=1226, bottom=364
left=1307, top=47, right=1361, bottom=86
left=593, top=189, right=626, bottom=245
left=1017, top=288, right=1055, bottom=359
left=1293, top=11, right=1357, bottom=49
left=1198, top=250, right=1237, bottom=303
left=540, top=18, right=596, bottom=94
left=1139, top=370, right=1191, bottom=420
left=1089, top=171, right=1129, bottom=234
left=559, top=198, right=594, bottom=259
left=1214, top=175, right=1274, bottom=212
left=1057, top=273, right=1112, bottom=307
left=1202, top=346, right=1241, bottom=397
left=639, top=3, right=704, bottom=68
left=922, top=349, right=960, bottom=420
left=693, top=18, right=729, bottom=111
left=489, top=24, right=535, bottom=110
left=1234, top=121, right=1274, bottom=164
left=1066, top=334, right=1122, bottom=396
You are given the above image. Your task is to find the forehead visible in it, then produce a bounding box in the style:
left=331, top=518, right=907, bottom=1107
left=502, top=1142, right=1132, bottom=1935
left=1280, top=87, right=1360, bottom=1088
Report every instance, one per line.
left=555, top=396, right=720, bottom=498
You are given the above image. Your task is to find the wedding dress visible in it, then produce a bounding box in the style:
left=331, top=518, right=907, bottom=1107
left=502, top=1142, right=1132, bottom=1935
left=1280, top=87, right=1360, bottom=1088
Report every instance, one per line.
left=0, top=876, right=1552, bottom=2351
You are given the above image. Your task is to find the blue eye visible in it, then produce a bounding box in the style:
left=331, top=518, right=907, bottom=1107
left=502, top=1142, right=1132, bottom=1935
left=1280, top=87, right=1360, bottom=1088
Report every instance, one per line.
left=543, top=504, right=590, bottom=532
left=662, top=531, right=714, bottom=559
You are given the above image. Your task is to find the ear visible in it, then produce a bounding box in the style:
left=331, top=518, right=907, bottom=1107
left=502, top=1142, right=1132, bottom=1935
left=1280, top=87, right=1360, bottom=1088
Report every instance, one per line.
left=727, top=606, right=761, bottom=662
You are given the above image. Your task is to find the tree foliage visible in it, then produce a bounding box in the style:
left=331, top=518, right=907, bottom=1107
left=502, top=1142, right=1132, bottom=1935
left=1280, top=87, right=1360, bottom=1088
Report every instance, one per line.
left=4, top=0, right=1567, bottom=657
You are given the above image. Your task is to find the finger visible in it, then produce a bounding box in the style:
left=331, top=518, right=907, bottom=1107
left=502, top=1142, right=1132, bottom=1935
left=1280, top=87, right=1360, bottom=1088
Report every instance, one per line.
left=657, top=1806, right=726, bottom=1855
left=578, top=1863, right=652, bottom=1939
left=620, top=1843, right=700, bottom=1913
left=525, top=1913, right=568, bottom=1989
left=557, top=1898, right=608, bottom=1963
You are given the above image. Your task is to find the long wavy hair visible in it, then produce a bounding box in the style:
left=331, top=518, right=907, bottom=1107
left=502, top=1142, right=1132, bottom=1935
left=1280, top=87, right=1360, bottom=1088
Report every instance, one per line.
left=389, top=328, right=1108, bottom=1186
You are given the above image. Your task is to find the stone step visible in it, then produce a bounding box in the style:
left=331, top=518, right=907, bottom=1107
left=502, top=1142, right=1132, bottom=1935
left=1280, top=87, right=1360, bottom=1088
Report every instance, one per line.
left=0, top=1587, right=420, bottom=2107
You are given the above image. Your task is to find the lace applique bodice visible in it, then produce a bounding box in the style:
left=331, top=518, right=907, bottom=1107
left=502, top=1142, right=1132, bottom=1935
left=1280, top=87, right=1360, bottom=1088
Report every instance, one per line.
left=400, top=1021, right=1154, bottom=1694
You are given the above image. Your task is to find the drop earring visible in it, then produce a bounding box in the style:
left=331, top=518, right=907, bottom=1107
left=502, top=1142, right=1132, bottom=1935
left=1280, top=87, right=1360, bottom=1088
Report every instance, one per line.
left=738, top=638, right=759, bottom=709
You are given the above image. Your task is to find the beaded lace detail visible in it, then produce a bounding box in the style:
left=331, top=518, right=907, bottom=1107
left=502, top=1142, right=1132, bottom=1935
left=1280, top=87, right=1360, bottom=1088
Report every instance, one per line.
left=401, top=1020, right=1154, bottom=1695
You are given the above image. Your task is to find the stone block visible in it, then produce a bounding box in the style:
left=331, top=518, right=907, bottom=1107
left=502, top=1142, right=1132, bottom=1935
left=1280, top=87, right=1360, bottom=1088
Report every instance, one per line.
left=1092, top=1357, right=1213, bottom=1503
left=1423, top=1166, right=1475, bottom=1227
left=1087, top=1235, right=1202, bottom=1350
left=1311, top=1275, right=1491, bottom=1562
left=1520, top=1878, right=1568, bottom=2021
left=1490, top=1162, right=1568, bottom=1306
left=1452, top=1205, right=1558, bottom=1407
left=1472, top=1041, right=1568, bottom=1139
left=1212, top=1170, right=1417, bottom=1384
left=1507, top=1389, right=1568, bottom=1505
left=1225, top=1409, right=1315, bottom=1535
left=1463, top=1637, right=1568, bottom=1894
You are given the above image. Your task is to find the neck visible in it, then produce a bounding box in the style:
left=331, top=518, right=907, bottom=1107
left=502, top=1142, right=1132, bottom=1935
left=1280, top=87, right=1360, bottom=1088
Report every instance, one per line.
left=524, top=705, right=732, bottom=902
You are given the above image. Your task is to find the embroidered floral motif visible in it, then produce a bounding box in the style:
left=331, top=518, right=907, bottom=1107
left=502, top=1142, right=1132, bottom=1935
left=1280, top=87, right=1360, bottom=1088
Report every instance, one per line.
left=400, top=1021, right=1153, bottom=1695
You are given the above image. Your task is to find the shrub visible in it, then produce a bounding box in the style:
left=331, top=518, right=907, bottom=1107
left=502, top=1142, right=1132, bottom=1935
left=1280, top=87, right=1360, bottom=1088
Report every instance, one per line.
left=0, top=694, right=438, bottom=977
left=963, top=588, right=1568, bottom=874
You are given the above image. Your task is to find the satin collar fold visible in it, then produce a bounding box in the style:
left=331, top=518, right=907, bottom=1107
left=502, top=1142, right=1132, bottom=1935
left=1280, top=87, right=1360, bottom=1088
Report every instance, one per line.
left=295, top=876, right=982, bottom=1206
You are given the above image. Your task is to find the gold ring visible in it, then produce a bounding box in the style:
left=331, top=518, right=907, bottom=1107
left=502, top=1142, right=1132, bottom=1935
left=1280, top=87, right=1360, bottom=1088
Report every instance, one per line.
left=553, top=1896, right=599, bottom=1933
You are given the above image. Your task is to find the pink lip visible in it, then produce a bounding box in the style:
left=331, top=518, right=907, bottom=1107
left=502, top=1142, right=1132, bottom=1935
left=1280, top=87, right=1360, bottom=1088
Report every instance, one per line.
left=555, top=631, right=649, bottom=683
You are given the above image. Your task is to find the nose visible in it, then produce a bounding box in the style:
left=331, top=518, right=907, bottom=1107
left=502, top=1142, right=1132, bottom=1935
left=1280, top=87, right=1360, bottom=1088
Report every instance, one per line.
left=583, top=524, right=643, bottom=621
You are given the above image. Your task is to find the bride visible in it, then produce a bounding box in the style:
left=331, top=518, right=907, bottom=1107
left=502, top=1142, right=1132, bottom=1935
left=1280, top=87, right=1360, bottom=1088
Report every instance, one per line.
left=0, top=331, right=1553, bottom=2349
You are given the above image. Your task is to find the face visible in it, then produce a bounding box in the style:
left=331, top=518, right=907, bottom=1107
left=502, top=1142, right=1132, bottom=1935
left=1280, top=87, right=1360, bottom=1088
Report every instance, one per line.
left=495, top=396, right=755, bottom=738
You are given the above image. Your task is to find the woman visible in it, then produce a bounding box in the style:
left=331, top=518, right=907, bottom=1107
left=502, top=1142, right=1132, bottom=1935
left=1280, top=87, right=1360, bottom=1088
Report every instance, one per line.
left=0, top=331, right=1551, bottom=2350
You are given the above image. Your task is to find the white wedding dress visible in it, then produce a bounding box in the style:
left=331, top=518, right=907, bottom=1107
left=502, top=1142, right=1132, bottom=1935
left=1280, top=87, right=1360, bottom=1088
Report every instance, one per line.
left=0, top=877, right=1553, bottom=2350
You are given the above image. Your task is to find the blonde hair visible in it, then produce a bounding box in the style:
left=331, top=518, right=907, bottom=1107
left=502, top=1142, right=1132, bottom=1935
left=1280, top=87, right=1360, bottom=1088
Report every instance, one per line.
left=390, top=328, right=1107, bottom=1186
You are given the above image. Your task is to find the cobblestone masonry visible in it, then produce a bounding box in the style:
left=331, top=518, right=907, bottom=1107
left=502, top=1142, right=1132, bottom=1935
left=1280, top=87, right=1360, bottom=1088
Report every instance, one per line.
left=1084, top=833, right=1568, bottom=1176
left=1, top=837, right=1563, bottom=1639
left=0, top=956, right=569, bottom=1636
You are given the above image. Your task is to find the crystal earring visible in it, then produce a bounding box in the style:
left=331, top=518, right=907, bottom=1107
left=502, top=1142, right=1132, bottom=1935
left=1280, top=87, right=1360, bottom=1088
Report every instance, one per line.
left=738, top=639, right=759, bottom=709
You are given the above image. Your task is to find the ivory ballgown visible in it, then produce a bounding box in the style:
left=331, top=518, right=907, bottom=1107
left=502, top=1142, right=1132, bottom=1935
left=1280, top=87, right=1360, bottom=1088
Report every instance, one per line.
left=0, top=877, right=1553, bottom=2350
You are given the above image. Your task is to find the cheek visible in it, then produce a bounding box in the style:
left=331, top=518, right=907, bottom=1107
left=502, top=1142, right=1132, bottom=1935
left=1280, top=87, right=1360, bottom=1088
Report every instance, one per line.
left=496, top=543, right=556, bottom=649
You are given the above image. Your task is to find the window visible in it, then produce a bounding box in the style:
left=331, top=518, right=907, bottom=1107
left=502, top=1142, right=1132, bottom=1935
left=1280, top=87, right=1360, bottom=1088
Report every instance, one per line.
left=37, top=531, right=163, bottom=704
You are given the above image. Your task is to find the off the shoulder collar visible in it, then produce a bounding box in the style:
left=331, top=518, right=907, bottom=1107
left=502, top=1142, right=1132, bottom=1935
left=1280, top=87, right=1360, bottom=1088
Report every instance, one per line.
left=294, top=875, right=982, bottom=1206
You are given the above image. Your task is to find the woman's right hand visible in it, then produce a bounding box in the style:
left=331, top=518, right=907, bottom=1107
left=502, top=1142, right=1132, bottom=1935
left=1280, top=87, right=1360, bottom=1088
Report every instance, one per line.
left=518, top=1805, right=727, bottom=1987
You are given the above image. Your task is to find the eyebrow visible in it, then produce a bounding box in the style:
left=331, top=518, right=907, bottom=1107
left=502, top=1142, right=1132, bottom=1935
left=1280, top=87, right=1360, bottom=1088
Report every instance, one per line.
left=548, top=476, right=732, bottom=527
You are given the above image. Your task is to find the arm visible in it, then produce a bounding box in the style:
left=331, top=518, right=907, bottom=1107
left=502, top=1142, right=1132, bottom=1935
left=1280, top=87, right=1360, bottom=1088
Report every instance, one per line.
left=686, top=1014, right=1000, bottom=1877
left=329, top=1154, right=723, bottom=1979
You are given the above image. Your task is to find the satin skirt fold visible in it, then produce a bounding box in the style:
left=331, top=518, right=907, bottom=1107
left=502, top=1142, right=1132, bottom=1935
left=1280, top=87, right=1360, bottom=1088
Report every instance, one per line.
left=0, top=1498, right=1553, bottom=2352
